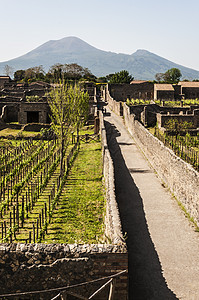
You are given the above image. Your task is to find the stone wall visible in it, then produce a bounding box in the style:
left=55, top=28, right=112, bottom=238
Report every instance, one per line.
left=156, top=109, right=199, bottom=129
left=155, top=90, right=174, bottom=101
left=123, top=103, right=199, bottom=227
left=106, top=88, right=123, bottom=116
left=99, top=111, right=125, bottom=244
left=0, top=243, right=127, bottom=299
left=123, top=103, right=199, bottom=128
left=0, top=76, right=10, bottom=88
left=182, top=86, right=199, bottom=99
left=108, top=83, right=154, bottom=101
left=156, top=113, right=195, bottom=128
left=19, top=102, right=50, bottom=124
left=0, top=111, right=128, bottom=299
left=0, top=102, right=20, bottom=122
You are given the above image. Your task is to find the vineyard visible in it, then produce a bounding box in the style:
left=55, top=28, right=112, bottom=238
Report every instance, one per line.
left=126, top=98, right=199, bottom=107
left=157, top=99, right=199, bottom=107
left=0, top=129, right=105, bottom=244
left=154, top=127, right=199, bottom=171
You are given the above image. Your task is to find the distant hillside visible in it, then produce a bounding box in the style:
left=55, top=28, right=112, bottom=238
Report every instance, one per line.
left=0, top=36, right=199, bottom=80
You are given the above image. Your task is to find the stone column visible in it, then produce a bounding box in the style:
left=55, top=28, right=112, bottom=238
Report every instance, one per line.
left=193, top=109, right=199, bottom=128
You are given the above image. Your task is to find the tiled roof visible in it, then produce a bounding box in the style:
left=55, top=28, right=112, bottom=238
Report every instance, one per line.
left=179, top=81, right=199, bottom=88
left=130, top=80, right=148, bottom=84
left=154, top=84, right=174, bottom=91
left=30, top=81, right=52, bottom=88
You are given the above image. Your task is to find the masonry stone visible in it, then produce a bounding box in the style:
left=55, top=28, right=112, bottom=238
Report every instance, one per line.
left=0, top=111, right=128, bottom=299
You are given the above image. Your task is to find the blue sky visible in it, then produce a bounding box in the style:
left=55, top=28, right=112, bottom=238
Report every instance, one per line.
left=1, top=0, right=199, bottom=70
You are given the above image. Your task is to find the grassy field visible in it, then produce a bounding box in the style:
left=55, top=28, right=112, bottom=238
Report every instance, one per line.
left=45, top=142, right=105, bottom=244
left=0, top=128, right=21, bottom=137
left=0, top=126, right=105, bottom=244
left=0, top=128, right=40, bottom=138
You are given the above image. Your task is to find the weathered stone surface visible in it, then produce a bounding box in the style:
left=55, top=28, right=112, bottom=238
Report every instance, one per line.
left=123, top=102, right=199, bottom=227
left=0, top=111, right=128, bottom=299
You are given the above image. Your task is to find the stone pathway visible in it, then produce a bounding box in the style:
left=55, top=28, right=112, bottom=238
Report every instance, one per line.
left=104, top=108, right=199, bottom=300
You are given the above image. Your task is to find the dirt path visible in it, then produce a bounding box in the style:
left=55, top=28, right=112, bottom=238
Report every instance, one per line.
left=104, top=108, right=199, bottom=300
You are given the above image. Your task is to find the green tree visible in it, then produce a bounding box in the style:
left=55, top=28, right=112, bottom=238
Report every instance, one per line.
left=14, top=66, right=45, bottom=82
left=97, top=76, right=108, bottom=83
left=14, top=70, right=26, bottom=81
left=48, top=63, right=95, bottom=82
left=48, top=64, right=64, bottom=82
left=163, top=68, right=182, bottom=84
left=47, top=81, right=89, bottom=177
left=63, top=63, right=86, bottom=80
left=108, top=70, right=134, bottom=84
left=24, top=65, right=45, bottom=81
left=105, top=73, right=114, bottom=82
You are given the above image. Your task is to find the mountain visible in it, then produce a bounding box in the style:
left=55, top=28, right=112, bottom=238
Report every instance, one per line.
left=0, top=36, right=199, bottom=80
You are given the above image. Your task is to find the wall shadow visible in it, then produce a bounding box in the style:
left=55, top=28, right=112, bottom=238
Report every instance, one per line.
left=104, top=120, right=178, bottom=300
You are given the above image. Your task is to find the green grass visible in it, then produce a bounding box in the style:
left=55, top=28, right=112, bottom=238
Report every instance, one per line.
left=0, top=128, right=21, bottom=136
left=0, top=128, right=39, bottom=138
left=147, top=127, right=155, bottom=135
left=0, top=125, right=105, bottom=244
left=177, top=200, right=199, bottom=232
left=45, top=142, right=105, bottom=244
left=19, top=130, right=40, bottom=137
left=79, top=125, right=95, bottom=135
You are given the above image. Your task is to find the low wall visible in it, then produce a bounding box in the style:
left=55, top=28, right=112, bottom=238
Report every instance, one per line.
left=157, top=113, right=194, bottom=128
left=0, top=112, right=128, bottom=299
left=99, top=111, right=125, bottom=244
left=123, top=103, right=199, bottom=227
left=0, top=243, right=127, bottom=299
left=156, top=112, right=199, bottom=129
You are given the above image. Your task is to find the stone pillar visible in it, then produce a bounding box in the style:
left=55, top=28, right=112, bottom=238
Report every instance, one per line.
left=193, top=109, right=199, bottom=128
left=94, top=116, right=100, bottom=134
left=39, top=111, right=47, bottom=123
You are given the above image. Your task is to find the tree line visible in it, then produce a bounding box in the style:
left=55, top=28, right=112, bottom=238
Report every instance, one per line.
left=11, top=65, right=134, bottom=84
left=4, top=63, right=199, bottom=84
left=12, top=63, right=96, bottom=83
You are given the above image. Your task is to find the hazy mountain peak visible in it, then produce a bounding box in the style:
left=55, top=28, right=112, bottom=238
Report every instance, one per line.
left=0, top=36, right=199, bottom=80
left=133, top=49, right=152, bottom=56
left=34, top=36, right=98, bottom=54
